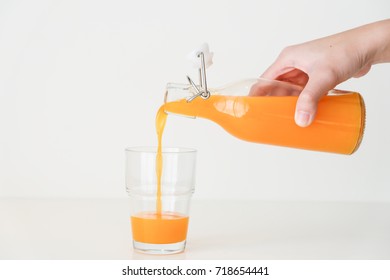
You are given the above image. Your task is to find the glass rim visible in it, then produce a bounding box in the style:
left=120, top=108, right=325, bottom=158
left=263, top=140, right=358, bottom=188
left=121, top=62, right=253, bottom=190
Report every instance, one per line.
left=125, top=146, right=196, bottom=154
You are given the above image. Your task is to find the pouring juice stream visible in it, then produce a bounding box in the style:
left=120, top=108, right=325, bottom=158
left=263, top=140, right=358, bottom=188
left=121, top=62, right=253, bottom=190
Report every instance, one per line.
left=155, top=106, right=166, bottom=215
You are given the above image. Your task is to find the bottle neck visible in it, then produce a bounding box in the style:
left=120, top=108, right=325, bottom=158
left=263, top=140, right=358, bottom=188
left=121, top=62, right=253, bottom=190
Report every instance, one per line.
left=165, top=78, right=304, bottom=103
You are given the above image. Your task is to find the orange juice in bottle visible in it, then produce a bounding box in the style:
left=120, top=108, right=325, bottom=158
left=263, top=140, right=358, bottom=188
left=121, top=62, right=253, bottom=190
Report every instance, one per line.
left=163, top=78, right=365, bottom=154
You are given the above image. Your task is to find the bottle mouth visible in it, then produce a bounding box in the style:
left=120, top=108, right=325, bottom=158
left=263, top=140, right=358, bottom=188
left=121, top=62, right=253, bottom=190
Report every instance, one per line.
left=164, top=83, right=193, bottom=103
left=163, top=83, right=198, bottom=118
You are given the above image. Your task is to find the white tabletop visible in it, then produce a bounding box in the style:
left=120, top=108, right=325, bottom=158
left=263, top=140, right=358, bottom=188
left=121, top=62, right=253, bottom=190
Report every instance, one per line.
left=0, top=198, right=389, bottom=260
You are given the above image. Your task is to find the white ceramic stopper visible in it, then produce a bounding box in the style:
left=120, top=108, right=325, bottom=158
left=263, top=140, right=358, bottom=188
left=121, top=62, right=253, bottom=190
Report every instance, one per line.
left=187, top=43, right=213, bottom=69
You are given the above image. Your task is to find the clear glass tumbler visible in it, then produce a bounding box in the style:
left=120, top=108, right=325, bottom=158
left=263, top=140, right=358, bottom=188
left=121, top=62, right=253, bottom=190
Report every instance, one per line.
left=125, top=147, right=196, bottom=254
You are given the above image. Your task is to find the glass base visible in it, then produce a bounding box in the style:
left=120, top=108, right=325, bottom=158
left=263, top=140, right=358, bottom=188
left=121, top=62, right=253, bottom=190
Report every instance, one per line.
left=133, top=240, right=186, bottom=255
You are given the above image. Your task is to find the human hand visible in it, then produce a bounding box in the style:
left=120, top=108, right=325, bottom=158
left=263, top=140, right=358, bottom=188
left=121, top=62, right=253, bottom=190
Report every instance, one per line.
left=251, top=19, right=390, bottom=127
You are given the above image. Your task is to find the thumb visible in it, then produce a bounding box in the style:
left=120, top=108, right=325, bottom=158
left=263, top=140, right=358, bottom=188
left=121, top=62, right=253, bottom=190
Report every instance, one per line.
left=295, top=75, right=333, bottom=127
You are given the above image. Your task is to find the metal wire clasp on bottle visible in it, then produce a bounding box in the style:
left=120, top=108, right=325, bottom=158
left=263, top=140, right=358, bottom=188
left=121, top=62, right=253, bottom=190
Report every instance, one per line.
left=186, top=52, right=211, bottom=102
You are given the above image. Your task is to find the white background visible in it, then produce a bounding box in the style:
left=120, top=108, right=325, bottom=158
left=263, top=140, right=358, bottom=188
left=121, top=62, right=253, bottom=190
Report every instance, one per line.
left=0, top=0, right=389, bottom=202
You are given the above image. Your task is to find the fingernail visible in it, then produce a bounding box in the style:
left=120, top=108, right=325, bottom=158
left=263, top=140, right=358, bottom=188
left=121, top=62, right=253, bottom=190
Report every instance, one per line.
left=295, top=110, right=311, bottom=127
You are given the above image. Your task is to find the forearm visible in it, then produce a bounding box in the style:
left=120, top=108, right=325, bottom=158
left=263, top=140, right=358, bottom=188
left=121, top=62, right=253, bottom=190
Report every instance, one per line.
left=327, top=19, right=390, bottom=75
left=355, top=19, right=390, bottom=64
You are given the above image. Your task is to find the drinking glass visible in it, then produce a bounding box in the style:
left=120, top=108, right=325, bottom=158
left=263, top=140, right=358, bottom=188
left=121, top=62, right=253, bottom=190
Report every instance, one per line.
left=125, top=147, right=196, bottom=254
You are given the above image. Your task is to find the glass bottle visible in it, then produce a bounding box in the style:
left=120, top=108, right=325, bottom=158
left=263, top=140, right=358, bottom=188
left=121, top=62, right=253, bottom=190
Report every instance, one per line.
left=163, top=78, right=365, bottom=155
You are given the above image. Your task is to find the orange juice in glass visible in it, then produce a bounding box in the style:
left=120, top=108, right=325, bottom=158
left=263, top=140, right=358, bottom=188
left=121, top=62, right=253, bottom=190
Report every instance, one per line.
left=125, top=147, right=196, bottom=254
